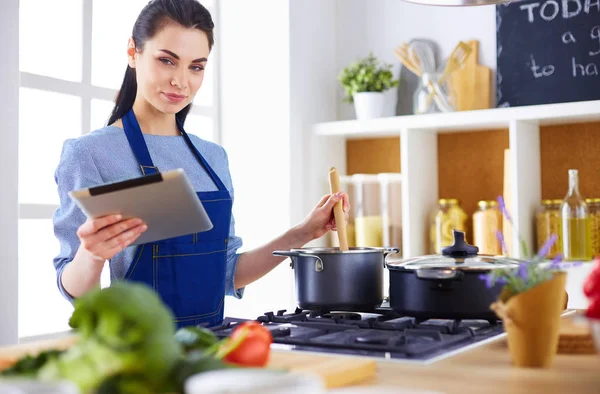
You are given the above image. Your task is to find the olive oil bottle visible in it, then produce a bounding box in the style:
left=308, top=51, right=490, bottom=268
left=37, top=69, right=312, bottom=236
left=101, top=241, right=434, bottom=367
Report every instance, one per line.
left=560, top=169, right=592, bottom=261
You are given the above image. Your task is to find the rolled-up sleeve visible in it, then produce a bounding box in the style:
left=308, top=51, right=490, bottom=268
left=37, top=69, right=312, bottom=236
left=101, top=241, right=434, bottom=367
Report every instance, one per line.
left=52, top=139, right=104, bottom=303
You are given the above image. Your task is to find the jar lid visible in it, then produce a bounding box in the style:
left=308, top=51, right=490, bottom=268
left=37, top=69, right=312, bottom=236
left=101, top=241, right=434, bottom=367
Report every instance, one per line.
left=386, top=230, right=523, bottom=272
left=439, top=198, right=459, bottom=205
left=551, top=199, right=563, bottom=205
left=477, top=200, right=497, bottom=209
left=541, top=199, right=554, bottom=205
left=585, top=198, right=600, bottom=204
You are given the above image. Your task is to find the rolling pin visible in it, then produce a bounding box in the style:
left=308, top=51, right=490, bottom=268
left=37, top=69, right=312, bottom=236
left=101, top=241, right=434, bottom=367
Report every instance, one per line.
left=328, top=167, right=349, bottom=251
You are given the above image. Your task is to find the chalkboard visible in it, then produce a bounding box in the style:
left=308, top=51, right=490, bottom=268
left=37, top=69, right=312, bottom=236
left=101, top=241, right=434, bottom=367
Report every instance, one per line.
left=496, top=0, right=600, bottom=107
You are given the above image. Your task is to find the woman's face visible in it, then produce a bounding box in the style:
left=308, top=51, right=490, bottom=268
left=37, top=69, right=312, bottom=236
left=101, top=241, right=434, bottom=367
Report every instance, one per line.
left=128, top=23, right=210, bottom=114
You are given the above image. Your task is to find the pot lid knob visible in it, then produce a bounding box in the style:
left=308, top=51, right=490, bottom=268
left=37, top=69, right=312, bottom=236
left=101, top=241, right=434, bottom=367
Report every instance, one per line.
left=441, top=230, right=479, bottom=256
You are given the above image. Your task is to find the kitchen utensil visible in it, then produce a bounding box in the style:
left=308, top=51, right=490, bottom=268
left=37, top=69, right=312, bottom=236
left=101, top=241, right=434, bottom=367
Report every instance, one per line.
left=269, top=355, right=377, bottom=388
left=396, top=39, right=441, bottom=116
left=273, top=247, right=399, bottom=311
left=393, top=45, right=421, bottom=77
left=449, top=40, right=491, bottom=111
left=557, top=315, right=596, bottom=355
left=386, top=230, right=523, bottom=321
left=423, top=41, right=472, bottom=109
left=329, top=167, right=349, bottom=251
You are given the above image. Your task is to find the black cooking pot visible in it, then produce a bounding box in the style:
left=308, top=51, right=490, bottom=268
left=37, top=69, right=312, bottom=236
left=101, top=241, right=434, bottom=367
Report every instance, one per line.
left=386, top=230, right=523, bottom=322
left=273, top=247, right=399, bottom=312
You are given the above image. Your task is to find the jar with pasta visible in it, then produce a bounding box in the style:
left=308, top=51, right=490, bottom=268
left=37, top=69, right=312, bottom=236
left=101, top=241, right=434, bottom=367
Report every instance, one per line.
left=430, top=198, right=467, bottom=254
left=473, top=200, right=502, bottom=255
left=536, top=199, right=562, bottom=259
left=585, top=198, right=600, bottom=258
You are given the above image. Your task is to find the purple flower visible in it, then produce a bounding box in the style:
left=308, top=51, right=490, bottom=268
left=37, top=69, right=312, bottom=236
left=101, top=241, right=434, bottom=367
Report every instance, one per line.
left=549, top=253, right=564, bottom=269
left=479, top=273, right=495, bottom=289
left=496, top=230, right=508, bottom=255
left=496, top=196, right=513, bottom=224
left=518, top=263, right=528, bottom=280
left=537, top=234, right=558, bottom=259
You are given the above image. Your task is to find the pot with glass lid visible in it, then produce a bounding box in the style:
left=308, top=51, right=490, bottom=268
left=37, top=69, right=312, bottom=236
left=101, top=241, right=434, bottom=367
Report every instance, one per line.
left=386, top=230, right=523, bottom=322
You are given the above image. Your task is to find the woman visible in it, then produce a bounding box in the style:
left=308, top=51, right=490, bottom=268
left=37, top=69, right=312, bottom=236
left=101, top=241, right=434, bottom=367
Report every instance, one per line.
left=53, top=0, right=349, bottom=328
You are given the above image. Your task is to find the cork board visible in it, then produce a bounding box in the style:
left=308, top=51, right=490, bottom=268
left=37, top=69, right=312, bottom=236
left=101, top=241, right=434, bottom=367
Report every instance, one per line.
left=437, top=129, right=510, bottom=238
left=346, top=137, right=401, bottom=175
left=540, top=122, right=600, bottom=200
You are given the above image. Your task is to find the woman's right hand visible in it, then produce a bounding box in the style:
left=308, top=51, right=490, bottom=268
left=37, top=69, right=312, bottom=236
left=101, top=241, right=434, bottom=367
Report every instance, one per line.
left=77, top=214, right=147, bottom=261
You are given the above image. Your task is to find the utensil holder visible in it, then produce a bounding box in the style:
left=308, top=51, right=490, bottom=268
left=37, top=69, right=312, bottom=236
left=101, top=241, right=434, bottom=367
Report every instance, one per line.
left=413, top=72, right=455, bottom=115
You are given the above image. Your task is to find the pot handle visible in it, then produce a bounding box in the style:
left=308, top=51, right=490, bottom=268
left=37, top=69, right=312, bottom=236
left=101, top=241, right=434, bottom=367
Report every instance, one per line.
left=383, top=247, right=400, bottom=258
left=272, top=250, right=324, bottom=272
left=273, top=250, right=301, bottom=269
left=272, top=250, right=301, bottom=258
left=415, top=268, right=464, bottom=281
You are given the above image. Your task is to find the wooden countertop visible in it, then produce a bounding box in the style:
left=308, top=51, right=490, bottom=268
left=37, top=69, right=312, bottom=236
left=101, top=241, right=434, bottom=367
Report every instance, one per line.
left=1, top=315, right=599, bottom=393
left=269, top=338, right=599, bottom=394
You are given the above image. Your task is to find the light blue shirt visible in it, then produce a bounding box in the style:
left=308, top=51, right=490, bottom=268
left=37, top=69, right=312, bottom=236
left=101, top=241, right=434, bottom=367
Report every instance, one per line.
left=53, top=125, right=244, bottom=302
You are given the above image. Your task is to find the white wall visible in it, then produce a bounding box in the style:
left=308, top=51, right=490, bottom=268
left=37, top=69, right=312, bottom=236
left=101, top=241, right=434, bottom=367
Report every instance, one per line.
left=290, top=0, right=344, bottom=235
left=219, top=0, right=294, bottom=318
left=0, top=0, right=19, bottom=346
left=219, top=0, right=341, bottom=318
left=336, top=0, right=497, bottom=119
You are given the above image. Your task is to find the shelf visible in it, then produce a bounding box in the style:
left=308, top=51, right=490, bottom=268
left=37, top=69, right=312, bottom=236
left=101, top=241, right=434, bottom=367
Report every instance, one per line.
left=313, top=100, right=600, bottom=137
left=307, top=99, right=600, bottom=260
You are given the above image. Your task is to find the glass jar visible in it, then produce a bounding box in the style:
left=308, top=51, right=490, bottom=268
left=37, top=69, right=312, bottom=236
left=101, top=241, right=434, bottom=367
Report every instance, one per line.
left=536, top=199, right=562, bottom=259
left=353, top=174, right=383, bottom=247
left=560, top=169, right=592, bottom=261
left=413, top=72, right=455, bottom=115
left=586, top=198, right=600, bottom=258
left=473, top=200, right=502, bottom=255
left=430, top=198, right=467, bottom=254
left=377, top=173, right=402, bottom=255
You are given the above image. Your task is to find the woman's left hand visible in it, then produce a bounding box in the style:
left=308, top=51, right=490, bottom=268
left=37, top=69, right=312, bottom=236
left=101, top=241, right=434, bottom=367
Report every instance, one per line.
left=297, top=191, right=350, bottom=242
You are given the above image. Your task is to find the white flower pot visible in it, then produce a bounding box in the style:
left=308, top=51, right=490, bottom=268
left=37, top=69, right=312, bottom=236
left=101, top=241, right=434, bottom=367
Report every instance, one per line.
left=353, top=90, right=396, bottom=120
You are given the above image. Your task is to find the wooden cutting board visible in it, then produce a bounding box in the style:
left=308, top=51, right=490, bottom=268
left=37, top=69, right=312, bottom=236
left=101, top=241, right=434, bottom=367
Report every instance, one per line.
left=0, top=335, right=377, bottom=389
left=557, top=315, right=597, bottom=355
left=449, top=40, right=491, bottom=111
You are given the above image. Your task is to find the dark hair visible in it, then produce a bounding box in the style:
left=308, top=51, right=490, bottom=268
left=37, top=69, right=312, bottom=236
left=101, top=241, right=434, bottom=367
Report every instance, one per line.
left=107, top=0, right=214, bottom=126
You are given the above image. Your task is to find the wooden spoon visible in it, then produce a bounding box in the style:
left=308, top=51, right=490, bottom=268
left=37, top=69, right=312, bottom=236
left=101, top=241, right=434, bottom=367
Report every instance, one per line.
left=328, top=167, right=349, bottom=251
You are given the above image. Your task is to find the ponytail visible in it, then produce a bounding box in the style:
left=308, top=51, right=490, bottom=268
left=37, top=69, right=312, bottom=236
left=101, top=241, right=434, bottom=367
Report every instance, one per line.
left=107, top=67, right=137, bottom=126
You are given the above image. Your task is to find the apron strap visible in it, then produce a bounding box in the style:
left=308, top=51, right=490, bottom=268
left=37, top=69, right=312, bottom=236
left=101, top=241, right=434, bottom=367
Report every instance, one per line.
left=122, top=109, right=159, bottom=176
left=122, top=109, right=228, bottom=191
left=177, top=119, right=227, bottom=191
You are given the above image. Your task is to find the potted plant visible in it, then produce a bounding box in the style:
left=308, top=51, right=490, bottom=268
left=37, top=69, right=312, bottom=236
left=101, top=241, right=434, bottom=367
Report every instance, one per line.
left=338, top=52, right=399, bottom=120
left=479, top=196, right=580, bottom=368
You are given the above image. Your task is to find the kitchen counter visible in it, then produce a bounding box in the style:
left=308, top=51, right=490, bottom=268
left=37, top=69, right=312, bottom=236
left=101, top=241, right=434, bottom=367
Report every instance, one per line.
left=1, top=316, right=599, bottom=394
left=270, top=337, right=600, bottom=394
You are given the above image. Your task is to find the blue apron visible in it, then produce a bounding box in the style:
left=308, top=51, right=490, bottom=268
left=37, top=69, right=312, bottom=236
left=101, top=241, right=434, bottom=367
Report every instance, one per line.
left=121, top=109, right=231, bottom=328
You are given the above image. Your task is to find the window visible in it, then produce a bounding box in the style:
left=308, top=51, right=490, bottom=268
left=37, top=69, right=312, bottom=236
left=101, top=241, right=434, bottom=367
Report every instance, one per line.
left=17, top=0, right=221, bottom=338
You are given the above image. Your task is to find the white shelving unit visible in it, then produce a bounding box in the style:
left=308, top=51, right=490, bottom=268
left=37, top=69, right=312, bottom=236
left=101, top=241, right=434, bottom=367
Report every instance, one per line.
left=311, top=100, right=600, bottom=309
left=312, top=99, right=600, bottom=260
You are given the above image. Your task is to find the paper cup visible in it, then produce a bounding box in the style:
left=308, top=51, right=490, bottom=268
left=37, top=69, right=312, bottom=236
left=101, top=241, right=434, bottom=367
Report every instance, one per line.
left=498, top=272, right=567, bottom=368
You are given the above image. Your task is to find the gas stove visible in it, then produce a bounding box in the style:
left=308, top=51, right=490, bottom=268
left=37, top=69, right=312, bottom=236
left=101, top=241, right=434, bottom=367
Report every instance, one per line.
left=209, top=304, right=506, bottom=364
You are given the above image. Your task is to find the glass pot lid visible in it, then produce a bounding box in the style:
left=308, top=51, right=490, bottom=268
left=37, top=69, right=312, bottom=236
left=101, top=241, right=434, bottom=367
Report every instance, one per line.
left=386, top=230, right=524, bottom=271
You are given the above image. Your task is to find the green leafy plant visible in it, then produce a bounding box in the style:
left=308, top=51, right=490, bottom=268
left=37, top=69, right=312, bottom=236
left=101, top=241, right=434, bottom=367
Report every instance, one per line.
left=338, top=52, right=399, bottom=103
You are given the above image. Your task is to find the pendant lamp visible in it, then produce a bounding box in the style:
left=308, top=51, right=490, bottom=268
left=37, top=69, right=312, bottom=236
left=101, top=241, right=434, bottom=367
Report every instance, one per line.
left=402, top=0, right=520, bottom=6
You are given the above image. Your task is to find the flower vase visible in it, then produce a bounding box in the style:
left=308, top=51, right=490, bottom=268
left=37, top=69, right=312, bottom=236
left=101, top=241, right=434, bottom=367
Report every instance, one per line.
left=491, top=272, right=567, bottom=368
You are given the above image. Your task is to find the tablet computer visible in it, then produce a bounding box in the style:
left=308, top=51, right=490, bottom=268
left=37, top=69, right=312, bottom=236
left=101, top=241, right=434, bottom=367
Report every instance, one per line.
left=69, top=168, right=213, bottom=245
